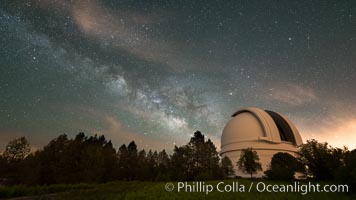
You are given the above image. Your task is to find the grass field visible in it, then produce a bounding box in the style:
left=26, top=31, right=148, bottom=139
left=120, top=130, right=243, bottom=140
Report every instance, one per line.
left=0, top=179, right=354, bottom=200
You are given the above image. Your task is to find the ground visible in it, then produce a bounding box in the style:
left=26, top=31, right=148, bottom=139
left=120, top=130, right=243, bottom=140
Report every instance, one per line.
left=0, top=180, right=353, bottom=200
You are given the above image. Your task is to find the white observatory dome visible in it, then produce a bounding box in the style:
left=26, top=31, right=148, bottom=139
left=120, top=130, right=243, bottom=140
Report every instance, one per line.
left=220, top=107, right=303, bottom=177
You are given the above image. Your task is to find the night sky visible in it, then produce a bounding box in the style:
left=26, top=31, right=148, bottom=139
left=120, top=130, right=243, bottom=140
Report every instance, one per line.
left=1, top=0, right=355, bottom=151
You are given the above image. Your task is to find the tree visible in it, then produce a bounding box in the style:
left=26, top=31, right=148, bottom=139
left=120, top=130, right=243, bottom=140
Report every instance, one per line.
left=101, top=140, right=119, bottom=182
left=237, top=148, right=262, bottom=178
left=156, top=149, right=170, bottom=181
left=3, top=137, right=31, bottom=161
left=344, top=149, right=356, bottom=193
left=1, top=137, right=31, bottom=184
left=137, top=149, right=148, bottom=180
left=170, top=145, right=189, bottom=180
left=265, top=152, right=301, bottom=180
left=171, top=130, right=221, bottom=180
left=220, top=156, right=235, bottom=178
left=0, top=154, right=7, bottom=183
left=118, top=144, right=129, bottom=180
left=146, top=150, right=158, bottom=181
left=298, top=139, right=344, bottom=180
left=37, top=134, right=71, bottom=184
left=336, top=149, right=356, bottom=193
left=127, top=141, right=138, bottom=180
left=201, top=139, right=220, bottom=179
left=188, top=131, right=205, bottom=178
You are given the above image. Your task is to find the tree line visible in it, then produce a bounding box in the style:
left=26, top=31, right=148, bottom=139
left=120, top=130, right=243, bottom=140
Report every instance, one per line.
left=0, top=131, right=355, bottom=192
left=0, top=131, right=234, bottom=185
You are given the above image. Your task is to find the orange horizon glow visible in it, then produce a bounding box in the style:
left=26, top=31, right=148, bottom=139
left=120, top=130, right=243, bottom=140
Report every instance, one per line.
left=298, top=119, right=356, bottom=150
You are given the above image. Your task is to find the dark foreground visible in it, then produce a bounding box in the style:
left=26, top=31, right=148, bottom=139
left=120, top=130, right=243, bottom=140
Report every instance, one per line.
left=0, top=180, right=354, bottom=200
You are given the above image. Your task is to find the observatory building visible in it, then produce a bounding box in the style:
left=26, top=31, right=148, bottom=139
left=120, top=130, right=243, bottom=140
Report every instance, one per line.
left=220, top=107, right=303, bottom=177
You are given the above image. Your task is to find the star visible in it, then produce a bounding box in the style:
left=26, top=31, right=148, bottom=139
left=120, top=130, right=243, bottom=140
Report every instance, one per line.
left=0, top=0, right=355, bottom=150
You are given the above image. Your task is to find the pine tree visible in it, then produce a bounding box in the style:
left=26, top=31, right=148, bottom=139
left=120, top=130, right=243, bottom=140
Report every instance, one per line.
left=220, top=156, right=235, bottom=178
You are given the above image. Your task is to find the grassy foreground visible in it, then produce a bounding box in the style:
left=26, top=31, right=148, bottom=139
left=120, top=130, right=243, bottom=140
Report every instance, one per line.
left=0, top=179, right=354, bottom=200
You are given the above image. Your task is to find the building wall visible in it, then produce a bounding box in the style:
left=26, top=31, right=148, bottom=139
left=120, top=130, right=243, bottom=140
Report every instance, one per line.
left=221, top=141, right=299, bottom=177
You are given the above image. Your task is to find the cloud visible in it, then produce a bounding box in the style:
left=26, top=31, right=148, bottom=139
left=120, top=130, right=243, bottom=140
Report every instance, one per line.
left=268, top=84, right=318, bottom=106
left=69, top=0, right=185, bottom=71
left=71, top=1, right=134, bottom=42
left=9, top=0, right=184, bottom=71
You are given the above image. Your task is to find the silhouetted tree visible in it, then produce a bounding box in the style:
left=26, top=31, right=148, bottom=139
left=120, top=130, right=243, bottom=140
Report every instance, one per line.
left=102, top=140, right=119, bottom=181
left=156, top=149, right=170, bottom=181
left=170, top=131, right=220, bottom=180
left=1, top=137, right=31, bottom=184
left=118, top=144, right=129, bottom=180
left=136, top=149, right=148, bottom=180
left=335, top=149, right=356, bottom=193
left=220, top=156, right=235, bottom=178
left=237, top=148, right=262, bottom=178
left=265, top=152, right=302, bottom=180
left=78, top=135, right=118, bottom=183
left=3, top=137, right=30, bottom=161
left=127, top=141, right=138, bottom=180
left=146, top=150, right=158, bottom=180
left=298, top=139, right=344, bottom=180
left=37, top=134, right=71, bottom=184
left=28, top=133, right=119, bottom=184
left=188, top=131, right=205, bottom=179
left=10, top=131, right=356, bottom=186
left=0, top=153, right=8, bottom=184
left=200, top=139, right=220, bottom=180
left=329, top=147, right=355, bottom=193
left=170, top=145, right=188, bottom=180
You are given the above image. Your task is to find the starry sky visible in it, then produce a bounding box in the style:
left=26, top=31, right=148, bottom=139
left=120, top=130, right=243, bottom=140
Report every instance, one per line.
left=1, top=0, right=356, bottom=151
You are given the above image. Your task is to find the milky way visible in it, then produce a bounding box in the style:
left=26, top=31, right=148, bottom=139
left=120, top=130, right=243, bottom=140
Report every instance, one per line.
left=1, top=0, right=356, bottom=151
